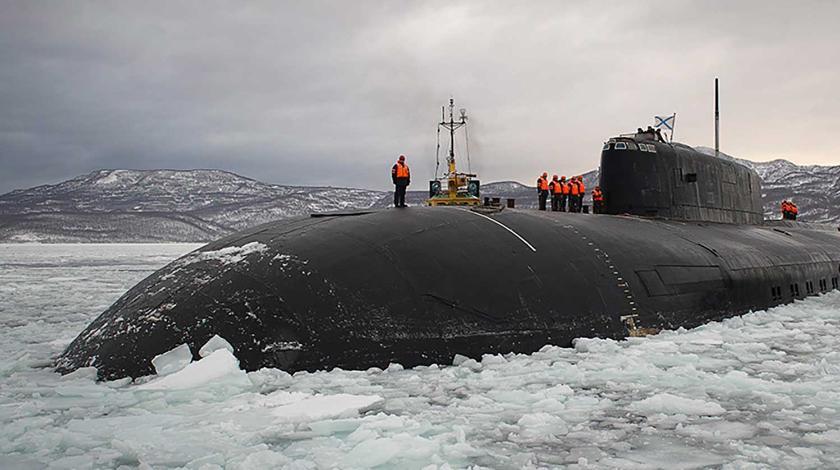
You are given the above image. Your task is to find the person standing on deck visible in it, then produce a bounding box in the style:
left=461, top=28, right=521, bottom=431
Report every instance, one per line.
left=569, top=176, right=580, bottom=212
left=549, top=175, right=563, bottom=212
left=391, top=155, right=410, bottom=208
left=592, top=186, right=604, bottom=214
left=575, top=176, right=586, bottom=213
left=559, top=176, right=569, bottom=212
left=536, top=172, right=549, bottom=211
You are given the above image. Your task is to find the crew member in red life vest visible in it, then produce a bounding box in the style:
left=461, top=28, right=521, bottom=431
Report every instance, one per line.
left=781, top=200, right=799, bottom=220
left=536, top=172, right=549, bottom=211
left=559, top=176, right=569, bottom=212
left=576, top=176, right=586, bottom=213
left=592, top=186, right=604, bottom=214
left=568, top=176, right=580, bottom=212
left=391, top=155, right=410, bottom=208
left=549, top=175, right=563, bottom=212
left=781, top=200, right=791, bottom=220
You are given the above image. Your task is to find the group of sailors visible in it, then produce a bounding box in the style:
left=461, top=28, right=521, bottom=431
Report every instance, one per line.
left=536, top=173, right=604, bottom=213
left=637, top=126, right=666, bottom=143
left=781, top=200, right=799, bottom=221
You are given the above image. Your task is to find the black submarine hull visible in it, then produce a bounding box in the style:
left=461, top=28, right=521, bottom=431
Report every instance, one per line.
left=57, top=207, right=840, bottom=380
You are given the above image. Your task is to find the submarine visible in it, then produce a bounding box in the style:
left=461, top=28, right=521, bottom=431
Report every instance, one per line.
left=57, top=131, right=840, bottom=380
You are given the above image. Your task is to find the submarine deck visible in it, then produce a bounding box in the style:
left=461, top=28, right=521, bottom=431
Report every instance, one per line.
left=57, top=207, right=840, bottom=379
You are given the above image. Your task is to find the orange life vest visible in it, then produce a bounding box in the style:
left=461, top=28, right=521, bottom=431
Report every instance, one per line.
left=561, top=181, right=570, bottom=195
left=537, top=177, right=549, bottom=191
left=551, top=180, right=563, bottom=194
left=577, top=180, right=585, bottom=195
left=592, top=189, right=603, bottom=202
left=791, top=204, right=798, bottom=215
left=570, top=181, right=580, bottom=196
left=394, top=162, right=410, bottom=178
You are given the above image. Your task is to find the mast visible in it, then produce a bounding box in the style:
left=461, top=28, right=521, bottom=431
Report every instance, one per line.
left=448, top=98, right=456, bottom=175
left=439, top=98, right=466, bottom=177
left=715, top=78, right=720, bottom=157
left=427, top=97, right=477, bottom=205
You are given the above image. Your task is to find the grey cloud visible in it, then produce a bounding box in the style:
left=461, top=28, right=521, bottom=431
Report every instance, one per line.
left=1, top=0, right=839, bottom=194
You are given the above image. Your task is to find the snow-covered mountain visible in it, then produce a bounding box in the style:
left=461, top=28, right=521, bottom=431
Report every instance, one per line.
left=1, top=155, right=836, bottom=243
left=0, top=170, right=384, bottom=242
left=695, top=147, right=840, bottom=223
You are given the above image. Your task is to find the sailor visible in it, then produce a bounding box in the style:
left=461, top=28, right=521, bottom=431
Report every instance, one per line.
left=570, top=176, right=584, bottom=213
left=569, top=175, right=580, bottom=212
left=592, top=186, right=604, bottom=214
left=790, top=201, right=798, bottom=221
left=536, top=172, right=549, bottom=211
left=576, top=176, right=586, bottom=213
left=781, top=200, right=795, bottom=220
left=391, top=155, right=410, bottom=208
left=549, top=175, right=563, bottom=212
left=559, top=175, right=569, bottom=212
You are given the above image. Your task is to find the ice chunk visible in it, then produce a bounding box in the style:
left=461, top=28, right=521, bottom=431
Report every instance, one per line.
left=138, top=349, right=249, bottom=390
left=452, top=354, right=470, bottom=366
left=198, top=335, right=234, bottom=358
left=151, top=343, right=192, bottom=376
left=308, top=418, right=363, bottom=435
left=385, top=363, right=404, bottom=372
left=630, top=393, right=726, bottom=416
left=513, top=412, right=569, bottom=443
left=345, top=438, right=402, bottom=467
left=457, top=357, right=482, bottom=372
left=272, top=393, right=383, bottom=422
left=676, top=421, right=756, bottom=441
left=345, top=434, right=438, bottom=468
left=481, top=354, right=507, bottom=366
left=60, top=366, right=98, bottom=381
left=228, top=449, right=291, bottom=469
left=247, top=367, right=293, bottom=393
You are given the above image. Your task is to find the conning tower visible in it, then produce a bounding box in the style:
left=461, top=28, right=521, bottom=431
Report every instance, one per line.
left=599, top=131, right=763, bottom=224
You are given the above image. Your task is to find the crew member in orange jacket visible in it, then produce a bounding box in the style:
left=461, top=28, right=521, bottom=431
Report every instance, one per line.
left=549, top=175, right=563, bottom=212
left=558, top=176, right=569, bottom=212
left=568, top=176, right=580, bottom=212
left=782, top=200, right=799, bottom=220
left=781, top=200, right=790, bottom=220
left=592, top=186, right=604, bottom=214
left=536, top=172, right=549, bottom=211
left=391, top=155, right=410, bottom=208
left=576, top=176, right=586, bottom=213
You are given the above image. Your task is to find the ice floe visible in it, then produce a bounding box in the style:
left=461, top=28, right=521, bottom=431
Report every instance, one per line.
left=3, top=243, right=840, bottom=468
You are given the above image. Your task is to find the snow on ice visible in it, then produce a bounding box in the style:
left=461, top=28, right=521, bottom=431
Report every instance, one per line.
left=2, top=243, right=840, bottom=468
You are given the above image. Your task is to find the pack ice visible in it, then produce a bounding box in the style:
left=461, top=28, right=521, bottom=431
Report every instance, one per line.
left=2, top=244, right=840, bottom=469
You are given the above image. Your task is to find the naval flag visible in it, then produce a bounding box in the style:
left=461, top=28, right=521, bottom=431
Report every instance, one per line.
left=654, top=113, right=675, bottom=131
left=654, top=113, right=676, bottom=142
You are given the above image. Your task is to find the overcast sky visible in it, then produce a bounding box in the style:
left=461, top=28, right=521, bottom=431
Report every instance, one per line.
left=2, top=1, right=839, bottom=194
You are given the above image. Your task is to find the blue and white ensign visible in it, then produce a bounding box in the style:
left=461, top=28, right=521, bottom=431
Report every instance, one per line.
left=654, top=114, right=675, bottom=130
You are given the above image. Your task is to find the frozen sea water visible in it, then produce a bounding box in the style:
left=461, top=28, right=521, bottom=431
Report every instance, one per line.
left=2, top=243, right=840, bottom=469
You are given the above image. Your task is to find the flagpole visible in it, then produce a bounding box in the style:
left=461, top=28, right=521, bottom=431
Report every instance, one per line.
left=715, top=78, right=720, bottom=157
left=670, top=113, right=676, bottom=143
